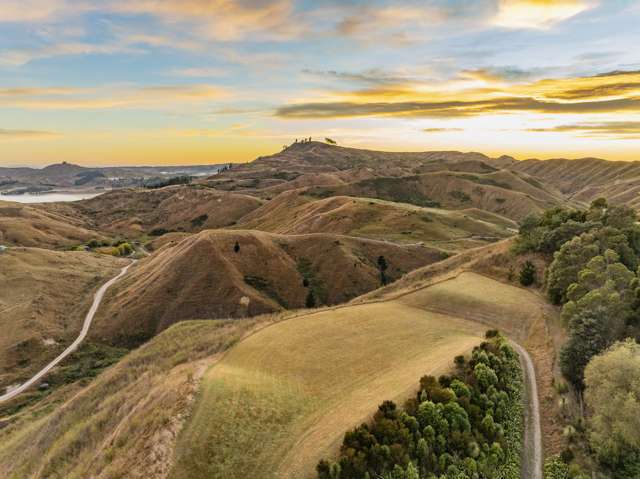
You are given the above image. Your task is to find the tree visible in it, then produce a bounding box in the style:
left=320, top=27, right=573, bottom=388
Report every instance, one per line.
left=519, top=261, right=536, bottom=286
left=547, top=233, right=600, bottom=304
left=546, top=228, right=637, bottom=304
left=234, top=241, right=240, bottom=253
left=560, top=307, right=613, bottom=390
left=378, top=255, right=389, bottom=285
left=325, top=137, right=337, bottom=145
left=306, top=289, right=316, bottom=308
left=585, top=340, right=640, bottom=466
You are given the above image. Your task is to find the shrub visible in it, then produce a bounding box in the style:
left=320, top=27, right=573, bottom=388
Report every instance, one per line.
left=519, top=261, right=536, bottom=286
left=190, top=214, right=208, bottom=228
left=149, top=228, right=169, bottom=237
left=117, top=242, right=133, bottom=256
left=543, top=456, right=570, bottom=479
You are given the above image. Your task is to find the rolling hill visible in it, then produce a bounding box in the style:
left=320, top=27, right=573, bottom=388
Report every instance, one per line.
left=200, top=142, right=568, bottom=222
left=0, top=252, right=554, bottom=479
left=0, top=201, right=105, bottom=248
left=236, top=189, right=516, bottom=251
left=72, top=187, right=263, bottom=237
left=511, top=157, right=640, bottom=208
left=91, top=229, right=446, bottom=346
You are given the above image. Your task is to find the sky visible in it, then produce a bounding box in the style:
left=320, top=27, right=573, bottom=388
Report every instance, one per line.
left=1, top=0, right=640, bottom=167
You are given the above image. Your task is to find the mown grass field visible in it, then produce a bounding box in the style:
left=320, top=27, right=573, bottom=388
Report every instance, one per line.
left=397, top=271, right=548, bottom=340
left=169, top=302, right=485, bottom=479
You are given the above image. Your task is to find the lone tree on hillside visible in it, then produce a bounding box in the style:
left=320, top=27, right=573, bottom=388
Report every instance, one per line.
left=325, top=137, right=337, bottom=145
left=234, top=241, right=240, bottom=253
left=305, top=289, right=316, bottom=308
left=519, top=260, right=536, bottom=286
left=377, top=255, right=389, bottom=285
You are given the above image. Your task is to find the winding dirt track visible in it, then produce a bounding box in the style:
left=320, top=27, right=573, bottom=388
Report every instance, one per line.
left=0, top=260, right=135, bottom=404
left=512, top=341, right=542, bottom=479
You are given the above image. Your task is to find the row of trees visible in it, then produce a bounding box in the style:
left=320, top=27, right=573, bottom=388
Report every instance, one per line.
left=317, top=331, right=523, bottom=479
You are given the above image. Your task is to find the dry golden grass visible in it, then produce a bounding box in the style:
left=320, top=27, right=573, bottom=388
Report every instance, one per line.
left=73, top=186, right=263, bottom=237
left=0, top=254, right=555, bottom=479
left=236, top=191, right=515, bottom=252
left=0, top=247, right=125, bottom=389
left=92, top=229, right=445, bottom=346
left=397, top=271, right=547, bottom=341
left=0, top=201, right=103, bottom=248
left=169, top=302, right=485, bottom=479
left=0, top=319, right=262, bottom=479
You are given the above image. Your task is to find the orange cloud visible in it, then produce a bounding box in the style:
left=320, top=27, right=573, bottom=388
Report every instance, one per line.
left=0, top=84, right=228, bottom=110
left=276, top=69, right=640, bottom=119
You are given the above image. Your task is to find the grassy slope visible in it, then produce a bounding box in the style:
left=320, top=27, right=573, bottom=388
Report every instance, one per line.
left=0, top=319, right=263, bottom=479
left=169, top=271, right=549, bottom=479
left=0, top=258, right=552, bottom=479
left=0, top=247, right=125, bottom=389
left=0, top=201, right=104, bottom=248
left=73, top=186, right=263, bottom=237
left=305, top=170, right=558, bottom=222
left=236, top=191, right=516, bottom=252
left=92, top=229, right=445, bottom=346
left=169, top=303, right=484, bottom=479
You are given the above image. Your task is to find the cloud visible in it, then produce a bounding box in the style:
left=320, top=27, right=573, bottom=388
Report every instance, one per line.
left=527, top=69, right=640, bottom=100
left=461, top=66, right=552, bottom=83
left=276, top=96, right=640, bottom=119
left=0, top=84, right=228, bottom=110
left=329, top=4, right=450, bottom=45
left=0, top=128, right=60, bottom=139
left=493, top=0, right=596, bottom=29
left=109, top=0, right=303, bottom=42
left=276, top=69, right=640, bottom=119
left=423, top=127, right=463, bottom=133
left=0, top=41, right=140, bottom=66
left=170, top=67, right=228, bottom=78
left=303, top=69, right=401, bottom=86
left=529, top=121, right=640, bottom=139
left=0, top=0, right=83, bottom=23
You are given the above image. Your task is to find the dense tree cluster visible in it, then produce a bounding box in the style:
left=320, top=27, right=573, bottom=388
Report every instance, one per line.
left=317, top=332, right=523, bottom=479
left=516, top=199, right=640, bottom=475
left=516, top=199, right=640, bottom=390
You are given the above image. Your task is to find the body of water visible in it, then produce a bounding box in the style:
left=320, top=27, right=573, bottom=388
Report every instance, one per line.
left=0, top=192, right=102, bottom=203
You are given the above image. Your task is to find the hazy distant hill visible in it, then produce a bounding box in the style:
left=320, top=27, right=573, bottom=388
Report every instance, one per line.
left=0, top=162, right=225, bottom=194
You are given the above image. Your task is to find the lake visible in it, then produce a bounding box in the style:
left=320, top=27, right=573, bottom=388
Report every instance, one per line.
left=0, top=192, right=102, bottom=203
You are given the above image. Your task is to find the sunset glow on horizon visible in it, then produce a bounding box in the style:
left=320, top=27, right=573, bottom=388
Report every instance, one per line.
left=1, top=0, right=639, bottom=166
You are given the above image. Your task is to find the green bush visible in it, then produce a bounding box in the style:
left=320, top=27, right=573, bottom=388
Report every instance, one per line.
left=117, top=242, right=133, bottom=256
left=543, top=456, right=570, bottom=479
left=519, top=261, right=536, bottom=286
